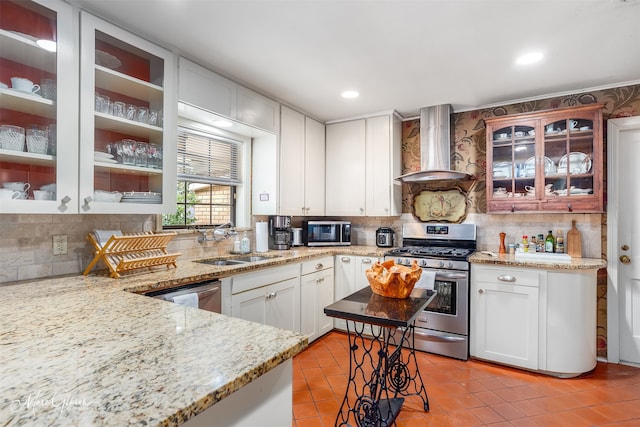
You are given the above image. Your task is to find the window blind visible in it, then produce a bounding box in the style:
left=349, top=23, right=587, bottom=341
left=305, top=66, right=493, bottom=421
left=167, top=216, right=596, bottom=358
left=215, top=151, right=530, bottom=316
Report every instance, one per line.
left=177, top=126, right=242, bottom=185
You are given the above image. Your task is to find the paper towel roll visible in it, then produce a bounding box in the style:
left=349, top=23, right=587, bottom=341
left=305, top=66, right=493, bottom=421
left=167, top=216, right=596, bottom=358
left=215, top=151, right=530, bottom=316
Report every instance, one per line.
left=255, top=221, right=268, bottom=253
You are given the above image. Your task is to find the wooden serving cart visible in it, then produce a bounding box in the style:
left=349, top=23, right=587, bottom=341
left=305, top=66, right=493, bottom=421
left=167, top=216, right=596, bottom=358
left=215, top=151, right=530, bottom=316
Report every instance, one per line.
left=83, top=231, right=180, bottom=278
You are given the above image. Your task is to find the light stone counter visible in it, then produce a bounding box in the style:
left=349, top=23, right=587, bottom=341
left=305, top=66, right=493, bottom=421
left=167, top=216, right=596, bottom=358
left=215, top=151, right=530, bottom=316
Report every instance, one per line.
left=468, top=251, right=606, bottom=270
left=0, top=246, right=384, bottom=426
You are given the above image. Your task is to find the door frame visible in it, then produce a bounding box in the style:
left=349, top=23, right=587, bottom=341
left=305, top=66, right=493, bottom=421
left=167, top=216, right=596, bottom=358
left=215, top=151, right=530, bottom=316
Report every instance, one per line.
left=606, top=115, right=640, bottom=363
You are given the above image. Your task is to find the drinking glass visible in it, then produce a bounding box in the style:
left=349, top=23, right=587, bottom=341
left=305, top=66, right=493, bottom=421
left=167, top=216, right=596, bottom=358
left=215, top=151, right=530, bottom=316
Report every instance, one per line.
left=40, top=78, right=56, bottom=101
left=119, top=139, right=136, bottom=165
left=135, top=141, right=148, bottom=167
left=136, top=107, right=149, bottom=124
left=126, top=104, right=137, bottom=121
left=113, top=101, right=126, bottom=118
left=148, top=143, right=162, bottom=169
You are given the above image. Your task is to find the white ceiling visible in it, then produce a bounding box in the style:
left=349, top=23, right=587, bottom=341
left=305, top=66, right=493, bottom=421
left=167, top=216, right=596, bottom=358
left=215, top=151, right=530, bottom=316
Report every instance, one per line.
left=72, top=0, right=640, bottom=122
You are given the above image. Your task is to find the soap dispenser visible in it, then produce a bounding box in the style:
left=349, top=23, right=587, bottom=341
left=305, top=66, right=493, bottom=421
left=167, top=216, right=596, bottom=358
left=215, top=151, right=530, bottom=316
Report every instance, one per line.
left=240, top=231, right=251, bottom=253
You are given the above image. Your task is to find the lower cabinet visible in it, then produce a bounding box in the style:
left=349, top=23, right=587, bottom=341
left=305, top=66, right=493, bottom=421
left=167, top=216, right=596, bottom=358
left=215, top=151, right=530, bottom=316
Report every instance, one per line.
left=470, top=264, right=598, bottom=377
left=230, top=264, right=300, bottom=332
left=300, top=256, right=334, bottom=343
left=333, top=255, right=379, bottom=332
left=471, top=266, right=540, bottom=370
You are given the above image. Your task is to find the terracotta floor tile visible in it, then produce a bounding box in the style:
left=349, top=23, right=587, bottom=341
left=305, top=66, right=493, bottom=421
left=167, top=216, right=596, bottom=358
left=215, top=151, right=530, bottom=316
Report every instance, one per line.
left=292, top=331, right=640, bottom=427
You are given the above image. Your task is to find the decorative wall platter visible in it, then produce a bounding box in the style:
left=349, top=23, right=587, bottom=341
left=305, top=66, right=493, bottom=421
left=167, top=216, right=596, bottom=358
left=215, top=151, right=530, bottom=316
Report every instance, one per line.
left=412, top=188, right=467, bottom=223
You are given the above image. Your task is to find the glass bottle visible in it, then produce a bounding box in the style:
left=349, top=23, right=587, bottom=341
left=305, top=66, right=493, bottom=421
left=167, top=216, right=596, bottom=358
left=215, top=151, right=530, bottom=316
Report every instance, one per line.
left=233, top=234, right=241, bottom=253
left=240, top=231, right=251, bottom=253
left=545, top=230, right=555, bottom=253
left=537, top=234, right=545, bottom=252
left=522, top=235, right=529, bottom=252
left=555, top=230, right=564, bottom=253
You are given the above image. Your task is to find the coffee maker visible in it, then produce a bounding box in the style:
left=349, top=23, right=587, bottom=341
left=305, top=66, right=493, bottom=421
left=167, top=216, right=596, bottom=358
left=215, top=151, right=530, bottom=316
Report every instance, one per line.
left=268, top=215, right=291, bottom=250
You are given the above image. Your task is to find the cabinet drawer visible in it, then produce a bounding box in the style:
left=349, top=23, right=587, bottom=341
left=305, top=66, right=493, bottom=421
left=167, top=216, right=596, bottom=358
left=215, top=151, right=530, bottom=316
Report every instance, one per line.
left=472, top=265, right=540, bottom=287
left=232, top=263, right=299, bottom=294
left=301, top=256, right=334, bottom=275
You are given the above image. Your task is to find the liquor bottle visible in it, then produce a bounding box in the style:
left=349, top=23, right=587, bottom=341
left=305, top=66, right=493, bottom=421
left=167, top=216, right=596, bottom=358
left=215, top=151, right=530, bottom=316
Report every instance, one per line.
left=555, top=230, right=564, bottom=253
left=545, top=230, right=555, bottom=253
left=537, top=234, right=545, bottom=252
left=529, top=235, right=537, bottom=253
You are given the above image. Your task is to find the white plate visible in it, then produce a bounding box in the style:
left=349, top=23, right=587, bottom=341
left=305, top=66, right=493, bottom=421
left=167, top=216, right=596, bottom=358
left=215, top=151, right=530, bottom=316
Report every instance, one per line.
left=492, top=161, right=512, bottom=179
left=94, top=151, right=114, bottom=159
left=95, top=50, right=122, bottom=69
left=559, top=152, right=592, bottom=174
left=523, top=156, right=555, bottom=177
left=9, top=88, right=42, bottom=98
left=95, top=158, right=119, bottom=164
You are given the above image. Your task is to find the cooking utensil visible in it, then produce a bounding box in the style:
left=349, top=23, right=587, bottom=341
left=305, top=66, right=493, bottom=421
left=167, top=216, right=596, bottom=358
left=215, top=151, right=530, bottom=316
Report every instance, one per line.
left=567, top=220, right=582, bottom=258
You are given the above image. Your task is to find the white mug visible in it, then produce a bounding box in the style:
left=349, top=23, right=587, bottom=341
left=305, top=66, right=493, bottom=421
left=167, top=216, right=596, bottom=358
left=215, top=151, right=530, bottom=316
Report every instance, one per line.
left=10, top=77, right=40, bottom=94
left=569, top=119, right=579, bottom=130
left=0, top=188, right=20, bottom=200
left=546, top=124, right=554, bottom=133
left=525, top=185, right=535, bottom=193
left=33, top=190, right=54, bottom=200
left=4, top=182, right=30, bottom=192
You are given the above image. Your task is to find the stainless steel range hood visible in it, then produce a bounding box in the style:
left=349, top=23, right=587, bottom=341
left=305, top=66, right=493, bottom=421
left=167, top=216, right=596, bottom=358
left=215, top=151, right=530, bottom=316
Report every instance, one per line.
left=396, top=104, right=475, bottom=183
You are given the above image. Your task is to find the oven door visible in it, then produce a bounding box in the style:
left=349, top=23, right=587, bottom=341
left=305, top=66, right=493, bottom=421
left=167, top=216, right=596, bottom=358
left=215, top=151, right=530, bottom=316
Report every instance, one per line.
left=415, top=268, right=469, bottom=336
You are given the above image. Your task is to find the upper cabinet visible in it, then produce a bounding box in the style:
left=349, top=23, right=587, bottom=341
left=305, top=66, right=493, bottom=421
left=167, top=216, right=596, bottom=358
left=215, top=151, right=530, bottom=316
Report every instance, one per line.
left=279, top=106, right=325, bottom=216
left=79, top=11, right=177, bottom=214
left=0, top=0, right=78, bottom=213
left=178, top=58, right=279, bottom=134
left=485, top=104, right=603, bottom=213
left=325, top=113, right=402, bottom=216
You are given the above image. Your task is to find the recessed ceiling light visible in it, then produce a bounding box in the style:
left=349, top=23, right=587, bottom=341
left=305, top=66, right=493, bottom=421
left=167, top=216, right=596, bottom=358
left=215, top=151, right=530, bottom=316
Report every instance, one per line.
left=341, top=90, right=359, bottom=99
left=516, top=52, right=543, bottom=65
left=36, top=39, right=57, bottom=52
left=212, top=120, right=233, bottom=128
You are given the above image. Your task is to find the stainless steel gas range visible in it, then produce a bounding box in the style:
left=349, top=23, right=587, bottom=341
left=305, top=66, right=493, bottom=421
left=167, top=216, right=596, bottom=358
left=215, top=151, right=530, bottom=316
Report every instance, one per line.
left=384, top=222, right=476, bottom=360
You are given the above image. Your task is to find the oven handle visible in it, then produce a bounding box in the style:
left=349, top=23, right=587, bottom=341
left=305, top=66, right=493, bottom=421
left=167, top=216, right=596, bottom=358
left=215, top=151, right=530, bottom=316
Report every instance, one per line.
left=433, top=273, right=467, bottom=280
left=397, top=327, right=466, bottom=342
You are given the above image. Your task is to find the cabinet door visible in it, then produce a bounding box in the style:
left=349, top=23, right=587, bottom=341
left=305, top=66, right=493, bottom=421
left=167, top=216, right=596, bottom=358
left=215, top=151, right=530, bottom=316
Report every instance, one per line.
left=471, top=281, right=539, bottom=370
left=178, top=57, right=237, bottom=118
left=325, top=120, right=365, bottom=216
left=0, top=0, right=78, bottom=213
left=236, top=86, right=279, bottom=133
left=317, top=269, right=335, bottom=338
left=333, top=255, right=356, bottom=331
left=366, top=115, right=393, bottom=216
left=300, top=272, right=319, bottom=341
left=357, top=256, right=378, bottom=290
left=267, top=277, right=300, bottom=332
left=304, top=116, right=325, bottom=216
left=79, top=11, right=177, bottom=214
left=232, top=286, right=268, bottom=325
left=279, top=106, right=305, bottom=216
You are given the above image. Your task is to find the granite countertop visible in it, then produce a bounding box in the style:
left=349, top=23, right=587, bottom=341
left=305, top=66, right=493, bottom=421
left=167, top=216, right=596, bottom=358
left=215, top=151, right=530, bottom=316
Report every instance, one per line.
left=468, top=252, right=607, bottom=270
left=0, top=245, right=384, bottom=426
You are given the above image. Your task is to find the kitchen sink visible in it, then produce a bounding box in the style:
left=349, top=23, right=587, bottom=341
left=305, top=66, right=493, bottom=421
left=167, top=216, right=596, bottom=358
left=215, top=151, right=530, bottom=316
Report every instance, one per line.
left=194, top=255, right=280, bottom=266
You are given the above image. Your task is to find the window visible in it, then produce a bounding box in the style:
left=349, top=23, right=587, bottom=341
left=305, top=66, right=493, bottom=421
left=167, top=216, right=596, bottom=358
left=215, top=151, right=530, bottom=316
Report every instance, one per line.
left=163, top=124, right=242, bottom=228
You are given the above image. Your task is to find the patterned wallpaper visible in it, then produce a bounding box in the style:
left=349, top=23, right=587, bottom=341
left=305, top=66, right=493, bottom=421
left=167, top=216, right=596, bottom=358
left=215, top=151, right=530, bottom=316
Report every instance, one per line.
left=400, top=83, right=640, bottom=359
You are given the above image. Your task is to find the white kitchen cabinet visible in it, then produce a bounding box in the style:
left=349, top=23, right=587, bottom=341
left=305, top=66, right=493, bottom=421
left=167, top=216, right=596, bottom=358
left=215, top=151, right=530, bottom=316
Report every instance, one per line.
left=333, top=255, right=379, bottom=331
left=300, top=256, right=334, bottom=342
left=0, top=0, right=78, bottom=213
left=471, top=265, right=540, bottom=370
left=325, top=113, right=401, bottom=216
left=178, top=57, right=237, bottom=119
left=236, top=86, right=280, bottom=134
left=230, top=263, right=300, bottom=332
left=79, top=11, right=177, bottom=214
left=279, top=106, right=325, bottom=216
left=470, top=263, right=598, bottom=377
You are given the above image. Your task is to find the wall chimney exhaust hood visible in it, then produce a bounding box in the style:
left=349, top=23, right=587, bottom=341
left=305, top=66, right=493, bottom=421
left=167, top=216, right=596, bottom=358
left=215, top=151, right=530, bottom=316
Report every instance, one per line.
left=396, top=104, right=475, bottom=183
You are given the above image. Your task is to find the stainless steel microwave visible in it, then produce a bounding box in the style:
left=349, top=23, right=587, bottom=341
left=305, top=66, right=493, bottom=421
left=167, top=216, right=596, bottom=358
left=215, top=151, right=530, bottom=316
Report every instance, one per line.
left=302, top=220, right=351, bottom=246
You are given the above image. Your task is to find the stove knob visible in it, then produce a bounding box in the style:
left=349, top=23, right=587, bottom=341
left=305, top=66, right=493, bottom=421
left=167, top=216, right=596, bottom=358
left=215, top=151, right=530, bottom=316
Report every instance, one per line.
left=447, top=261, right=454, bottom=269
left=438, top=261, right=445, bottom=268
left=419, top=260, right=428, bottom=268
left=396, top=258, right=403, bottom=265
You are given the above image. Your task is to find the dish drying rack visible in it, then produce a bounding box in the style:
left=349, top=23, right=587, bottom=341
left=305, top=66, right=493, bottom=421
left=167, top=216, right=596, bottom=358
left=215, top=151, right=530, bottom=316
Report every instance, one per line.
left=83, top=231, right=180, bottom=278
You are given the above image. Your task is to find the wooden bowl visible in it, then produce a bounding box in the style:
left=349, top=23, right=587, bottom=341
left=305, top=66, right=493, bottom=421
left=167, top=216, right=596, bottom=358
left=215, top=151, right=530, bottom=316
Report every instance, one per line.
left=365, top=259, right=422, bottom=299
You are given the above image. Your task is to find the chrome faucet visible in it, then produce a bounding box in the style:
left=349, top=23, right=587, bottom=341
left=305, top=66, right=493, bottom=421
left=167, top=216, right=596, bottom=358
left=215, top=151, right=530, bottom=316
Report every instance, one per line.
left=197, top=223, right=237, bottom=243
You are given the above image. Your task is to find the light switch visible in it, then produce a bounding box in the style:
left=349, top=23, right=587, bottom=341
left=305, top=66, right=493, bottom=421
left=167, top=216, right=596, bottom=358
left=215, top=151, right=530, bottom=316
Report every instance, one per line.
left=53, top=235, right=67, bottom=255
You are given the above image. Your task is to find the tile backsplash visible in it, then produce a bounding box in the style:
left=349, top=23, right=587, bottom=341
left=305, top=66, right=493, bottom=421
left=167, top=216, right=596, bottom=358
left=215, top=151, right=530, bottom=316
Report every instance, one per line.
left=0, top=212, right=602, bottom=284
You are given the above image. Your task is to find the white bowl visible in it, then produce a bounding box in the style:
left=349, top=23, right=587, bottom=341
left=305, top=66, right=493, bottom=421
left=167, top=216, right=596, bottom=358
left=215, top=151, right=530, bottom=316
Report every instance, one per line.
left=94, top=190, right=123, bottom=203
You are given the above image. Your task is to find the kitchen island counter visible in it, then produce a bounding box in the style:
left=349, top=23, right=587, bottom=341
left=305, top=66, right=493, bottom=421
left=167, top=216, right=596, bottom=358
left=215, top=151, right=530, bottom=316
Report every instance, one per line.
left=0, top=274, right=307, bottom=426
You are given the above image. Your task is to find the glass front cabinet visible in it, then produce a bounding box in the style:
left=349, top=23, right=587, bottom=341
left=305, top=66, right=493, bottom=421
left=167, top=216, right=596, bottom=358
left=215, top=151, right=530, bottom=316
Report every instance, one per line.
left=79, top=12, right=176, bottom=213
left=484, top=104, right=603, bottom=213
left=0, top=0, right=77, bottom=213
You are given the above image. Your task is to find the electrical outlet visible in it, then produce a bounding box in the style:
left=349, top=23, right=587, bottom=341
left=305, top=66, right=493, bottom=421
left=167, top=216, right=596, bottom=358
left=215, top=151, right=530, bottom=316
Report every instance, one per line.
left=53, top=235, right=67, bottom=255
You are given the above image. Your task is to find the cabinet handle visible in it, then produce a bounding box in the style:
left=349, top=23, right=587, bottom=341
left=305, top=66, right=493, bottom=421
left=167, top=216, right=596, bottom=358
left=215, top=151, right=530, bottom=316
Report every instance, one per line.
left=511, top=204, right=515, bottom=212
left=61, top=195, right=71, bottom=204
left=567, top=203, right=573, bottom=212
left=497, top=275, right=517, bottom=282
left=361, top=259, right=372, bottom=264
left=478, top=289, right=484, bottom=294
left=316, top=263, right=324, bottom=270
left=341, top=257, right=351, bottom=263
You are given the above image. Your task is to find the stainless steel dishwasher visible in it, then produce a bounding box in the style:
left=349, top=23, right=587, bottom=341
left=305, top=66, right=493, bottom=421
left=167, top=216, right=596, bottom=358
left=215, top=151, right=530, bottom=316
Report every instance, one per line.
left=144, top=280, right=221, bottom=313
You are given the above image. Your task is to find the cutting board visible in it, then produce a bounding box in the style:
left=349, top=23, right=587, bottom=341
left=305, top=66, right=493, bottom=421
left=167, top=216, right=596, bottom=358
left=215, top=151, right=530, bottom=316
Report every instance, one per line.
left=567, top=220, right=582, bottom=258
